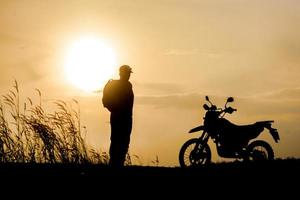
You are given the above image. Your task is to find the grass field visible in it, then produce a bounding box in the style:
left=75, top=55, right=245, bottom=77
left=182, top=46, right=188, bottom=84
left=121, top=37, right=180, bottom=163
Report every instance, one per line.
left=0, top=159, right=298, bottom=198
left=1, top=158, right=298, bottom=179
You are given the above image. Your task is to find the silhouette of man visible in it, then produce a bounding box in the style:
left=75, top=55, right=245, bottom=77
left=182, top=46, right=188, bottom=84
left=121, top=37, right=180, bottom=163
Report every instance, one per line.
left=102, top=65, right=134, bottom=167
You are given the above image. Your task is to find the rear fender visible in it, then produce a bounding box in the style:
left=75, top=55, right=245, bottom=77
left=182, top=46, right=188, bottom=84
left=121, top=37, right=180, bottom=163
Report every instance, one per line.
left=257, top=121, right=280, bottom=143
left=268, top=127, right=280, bottom=143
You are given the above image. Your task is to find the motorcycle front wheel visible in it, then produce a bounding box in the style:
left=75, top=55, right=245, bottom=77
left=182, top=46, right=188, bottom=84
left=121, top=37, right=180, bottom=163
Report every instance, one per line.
left=179, top=138, right=211, bottom=167
left=246, top=140, right=274, bottom=161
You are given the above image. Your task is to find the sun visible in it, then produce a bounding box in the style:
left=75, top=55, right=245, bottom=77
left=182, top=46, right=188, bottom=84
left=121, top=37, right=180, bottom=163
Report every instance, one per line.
left=64, top=37, right=117, bottom=92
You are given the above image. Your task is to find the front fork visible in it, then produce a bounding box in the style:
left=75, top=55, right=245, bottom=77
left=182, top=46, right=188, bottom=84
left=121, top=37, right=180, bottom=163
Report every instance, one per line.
left=194, top=132, right=209, bottom=150
left=188, top=132, right=210, bottom=163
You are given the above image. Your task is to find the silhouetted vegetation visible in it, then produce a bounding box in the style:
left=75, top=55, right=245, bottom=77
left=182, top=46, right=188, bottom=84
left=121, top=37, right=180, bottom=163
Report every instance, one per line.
left=0, top=80, right=109, bottom=164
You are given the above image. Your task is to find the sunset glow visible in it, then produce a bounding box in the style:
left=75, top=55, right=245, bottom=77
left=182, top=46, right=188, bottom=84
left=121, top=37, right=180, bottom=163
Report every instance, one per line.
left=64, top=37, right=117, bottom=91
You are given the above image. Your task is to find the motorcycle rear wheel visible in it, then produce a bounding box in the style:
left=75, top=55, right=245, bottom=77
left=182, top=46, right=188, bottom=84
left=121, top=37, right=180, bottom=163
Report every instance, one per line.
left=179, top=138, right=211, bottom=167
left=246, top=140, right=274, bottom=161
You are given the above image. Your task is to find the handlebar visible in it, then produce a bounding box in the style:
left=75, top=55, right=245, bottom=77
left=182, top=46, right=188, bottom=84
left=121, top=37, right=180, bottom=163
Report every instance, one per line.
left=204, top=96, right=237, bottom=116
left=222, top=107, right=237, bottom=115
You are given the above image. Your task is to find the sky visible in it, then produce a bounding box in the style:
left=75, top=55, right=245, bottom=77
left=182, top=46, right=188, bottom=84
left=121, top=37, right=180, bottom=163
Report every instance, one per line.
left=0, top=0, right=300, bottom=166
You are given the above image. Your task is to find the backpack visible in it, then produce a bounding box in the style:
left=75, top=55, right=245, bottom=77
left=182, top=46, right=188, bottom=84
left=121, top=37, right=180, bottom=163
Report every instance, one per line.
left=102, top=79, right=118, bottom=111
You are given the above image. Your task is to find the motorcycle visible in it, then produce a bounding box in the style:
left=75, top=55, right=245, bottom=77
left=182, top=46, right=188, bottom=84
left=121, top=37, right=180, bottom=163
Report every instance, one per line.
left=179, top=96, right=280, bottom=167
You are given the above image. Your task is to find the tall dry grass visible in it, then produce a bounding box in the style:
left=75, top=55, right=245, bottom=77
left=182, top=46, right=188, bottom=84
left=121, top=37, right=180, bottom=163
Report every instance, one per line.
left=0, top=80, right=109, bottom=164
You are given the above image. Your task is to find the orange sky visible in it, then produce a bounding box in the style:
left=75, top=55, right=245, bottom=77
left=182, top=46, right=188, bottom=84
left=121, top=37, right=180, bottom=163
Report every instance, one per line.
left=0, top=0, right=300, bottom=166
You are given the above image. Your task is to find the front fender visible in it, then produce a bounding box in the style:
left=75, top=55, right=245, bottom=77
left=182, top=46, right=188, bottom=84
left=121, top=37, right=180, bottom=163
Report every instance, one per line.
left=189, top=125, right=205, bottom=133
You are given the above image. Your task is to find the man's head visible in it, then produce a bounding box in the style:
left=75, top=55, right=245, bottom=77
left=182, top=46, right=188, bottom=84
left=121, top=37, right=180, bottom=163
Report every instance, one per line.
left=119, top=65, right=132, bottom=81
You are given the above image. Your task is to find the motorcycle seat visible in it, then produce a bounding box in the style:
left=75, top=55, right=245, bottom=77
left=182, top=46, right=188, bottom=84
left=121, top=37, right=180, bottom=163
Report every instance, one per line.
left=219, top=119, right=265, bottom=140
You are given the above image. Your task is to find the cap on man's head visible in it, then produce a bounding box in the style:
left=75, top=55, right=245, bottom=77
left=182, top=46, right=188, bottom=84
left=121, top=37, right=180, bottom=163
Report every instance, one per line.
left=119, top=65, right=133, bottom=73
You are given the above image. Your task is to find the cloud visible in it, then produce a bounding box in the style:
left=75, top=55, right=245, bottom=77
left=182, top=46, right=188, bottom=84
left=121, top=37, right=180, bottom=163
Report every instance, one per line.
left=262, top=88, right=300, bottom=101
left=136, top=93, right=212, bottom=110
left=164, top=48, right=225, bottom=57
left=135, top=89, right=300, bottom=117
left=165, top=49, right=201, bottom=56
left=273, top=36, right=300, bottom=67
left=134, top=82, right=185, bottom=94
left=0, top=30, right=57, bottom=86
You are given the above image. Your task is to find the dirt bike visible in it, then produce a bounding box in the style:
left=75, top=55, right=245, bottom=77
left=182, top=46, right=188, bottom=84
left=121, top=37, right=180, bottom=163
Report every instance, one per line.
left=179, top=96, right=280, bottom=167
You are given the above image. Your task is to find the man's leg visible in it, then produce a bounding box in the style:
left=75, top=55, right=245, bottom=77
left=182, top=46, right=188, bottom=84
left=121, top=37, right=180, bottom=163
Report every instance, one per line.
left=109, top=114, right=123, bottom=167
left=109, top=139, right=123, bottom=167
left=119, top=118, right=132, bottom=166
left=119, top=134, right=131, bottom=166
left=109, top=115, right=132, bottom=167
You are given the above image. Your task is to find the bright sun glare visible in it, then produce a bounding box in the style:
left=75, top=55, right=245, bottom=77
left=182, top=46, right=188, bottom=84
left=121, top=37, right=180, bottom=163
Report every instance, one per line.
left=65, top=37, right=117, bottom=91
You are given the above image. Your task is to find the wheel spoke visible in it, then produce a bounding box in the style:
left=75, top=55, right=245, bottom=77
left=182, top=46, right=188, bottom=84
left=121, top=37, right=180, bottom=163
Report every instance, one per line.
left=247, top=141, right=274, bottom=161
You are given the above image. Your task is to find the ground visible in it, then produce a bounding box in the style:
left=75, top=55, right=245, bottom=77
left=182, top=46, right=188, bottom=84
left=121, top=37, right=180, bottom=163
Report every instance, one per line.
left=0, top=159, right=298, bottom=196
